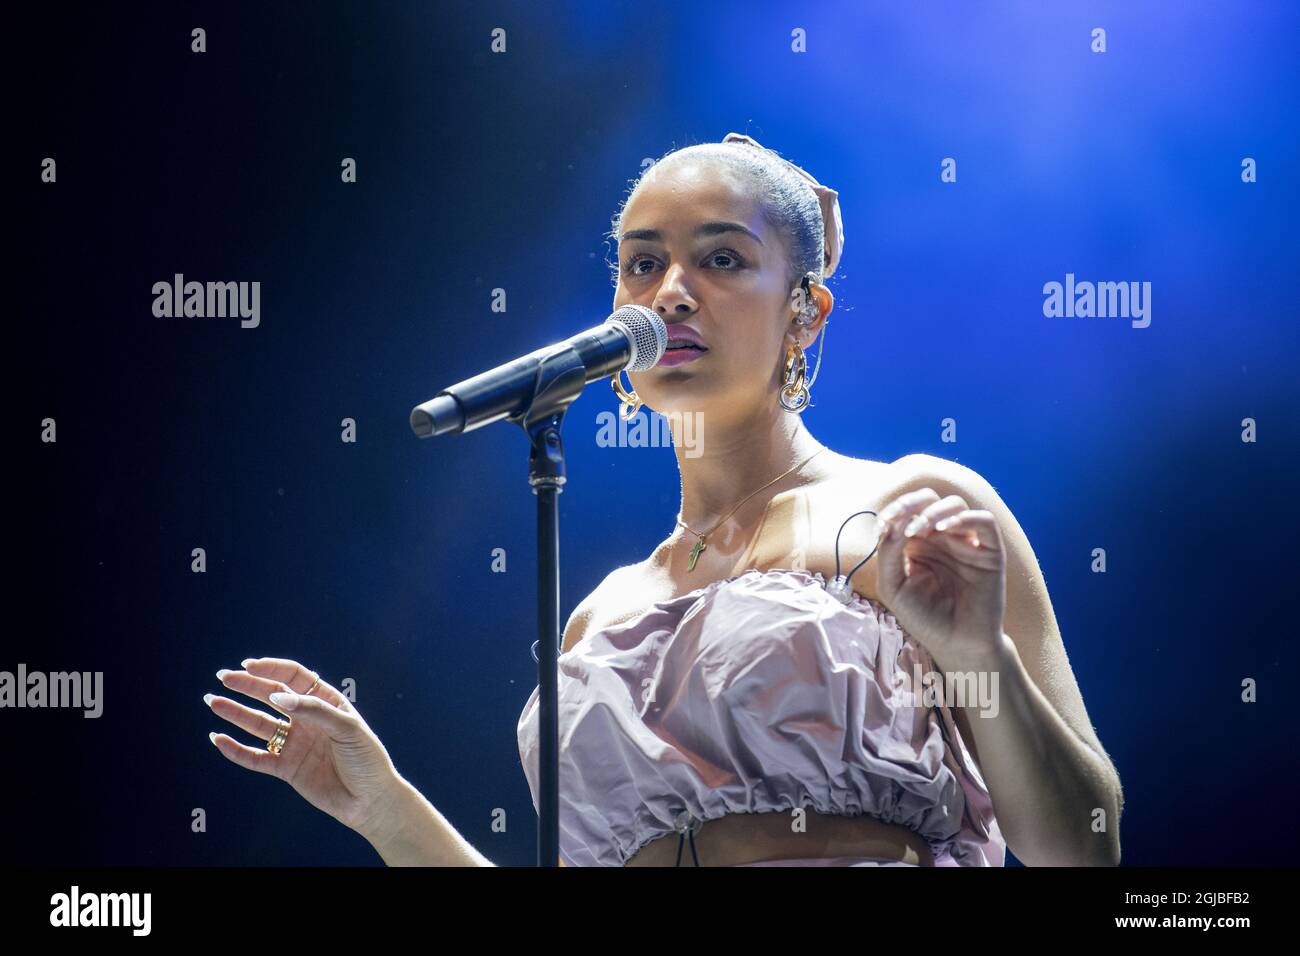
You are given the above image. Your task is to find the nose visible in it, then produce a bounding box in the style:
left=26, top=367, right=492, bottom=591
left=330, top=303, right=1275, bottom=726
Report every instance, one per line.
left=651, top=263, right=698, bottom=316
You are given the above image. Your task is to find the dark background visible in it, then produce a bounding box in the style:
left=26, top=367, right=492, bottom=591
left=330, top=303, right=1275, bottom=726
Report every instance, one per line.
left=11, top=1, right=1298, bottom=865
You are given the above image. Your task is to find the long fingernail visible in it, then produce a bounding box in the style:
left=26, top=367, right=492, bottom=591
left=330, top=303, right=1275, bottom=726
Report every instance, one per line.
left=208, top=732, right=219, bottom=746
left=216, top=669, right=230, bottom=681
left=904, top=516, right=925, bottom=537
left=241, top=658, right=255, bottom=668
left=269, top=691, right=298, bottom=710
left=203, top=693, right=215, bottom=706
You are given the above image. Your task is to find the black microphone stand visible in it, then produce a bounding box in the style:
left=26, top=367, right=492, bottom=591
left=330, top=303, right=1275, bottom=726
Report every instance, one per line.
left=413, top=319, right=657, bottom=865
left=503, top=342, right=591, bottom=867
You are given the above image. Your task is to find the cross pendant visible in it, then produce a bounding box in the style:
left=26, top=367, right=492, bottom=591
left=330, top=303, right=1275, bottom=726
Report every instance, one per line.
left=688, top=537, right=706, bottom=572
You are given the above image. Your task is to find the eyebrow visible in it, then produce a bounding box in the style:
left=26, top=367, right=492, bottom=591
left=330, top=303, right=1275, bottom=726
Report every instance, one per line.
left=619, top=221, right=764, bottom=245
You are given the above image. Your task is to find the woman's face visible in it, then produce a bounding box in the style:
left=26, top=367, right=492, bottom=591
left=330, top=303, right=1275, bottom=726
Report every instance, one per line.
left=613, top=159, right=820, bottom=421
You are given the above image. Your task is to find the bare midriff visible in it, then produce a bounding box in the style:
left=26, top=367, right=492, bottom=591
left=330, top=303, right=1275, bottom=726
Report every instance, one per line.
left=622, top=807, right=935, bottom=867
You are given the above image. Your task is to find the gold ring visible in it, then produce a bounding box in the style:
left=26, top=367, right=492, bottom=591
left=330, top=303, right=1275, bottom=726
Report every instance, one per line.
left=304, top=675, right=321, bottom=695
left=267, top=719, right=290, bottom=755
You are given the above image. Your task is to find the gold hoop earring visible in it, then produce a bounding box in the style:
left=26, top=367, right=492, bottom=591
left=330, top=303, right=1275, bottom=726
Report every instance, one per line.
left=611, top=370, right=642, bottom=420
left=780, top=342, right=810, bottom=413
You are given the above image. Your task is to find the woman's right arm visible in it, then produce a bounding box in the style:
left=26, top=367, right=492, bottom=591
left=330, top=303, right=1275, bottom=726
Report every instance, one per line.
left=361, top=581, right=608, bottom=866
left=356, top=775, right=496, bottom=867
left=207, top=657, right=497, bottom=867
left=359, top=589, right=605, bottom=866
left=360, top=591, right=601, bottom=865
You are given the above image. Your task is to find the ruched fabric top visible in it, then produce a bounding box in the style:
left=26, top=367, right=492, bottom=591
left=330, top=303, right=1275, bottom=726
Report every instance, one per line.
left=516, top=567, right=1006, bottom=867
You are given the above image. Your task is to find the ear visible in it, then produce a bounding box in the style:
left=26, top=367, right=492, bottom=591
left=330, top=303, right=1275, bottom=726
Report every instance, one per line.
left=789, top=282, right=833, bottom=349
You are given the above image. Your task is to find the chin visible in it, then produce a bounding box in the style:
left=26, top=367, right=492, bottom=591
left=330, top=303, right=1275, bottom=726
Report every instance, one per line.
left=640, top=386, right=708, bottom=415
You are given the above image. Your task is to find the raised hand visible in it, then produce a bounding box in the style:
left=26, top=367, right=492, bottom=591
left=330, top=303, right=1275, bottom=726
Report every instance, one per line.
left=874, top=487, right=1007, bottom=671
left=205, top=657, right=405, bottom=837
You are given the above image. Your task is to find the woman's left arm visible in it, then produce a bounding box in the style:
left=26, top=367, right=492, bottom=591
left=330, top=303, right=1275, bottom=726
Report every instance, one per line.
left=875, top=455, right=1123, bottom=867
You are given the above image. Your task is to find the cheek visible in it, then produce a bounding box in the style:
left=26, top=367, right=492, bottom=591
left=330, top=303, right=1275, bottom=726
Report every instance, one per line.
left=612, top=280, right=643, bottom=311
left=721, top=330, right=784, bottom=376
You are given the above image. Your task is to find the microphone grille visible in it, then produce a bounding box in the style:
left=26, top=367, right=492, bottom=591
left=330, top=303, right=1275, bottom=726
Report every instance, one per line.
left=606, top=305, right=667, bottom=372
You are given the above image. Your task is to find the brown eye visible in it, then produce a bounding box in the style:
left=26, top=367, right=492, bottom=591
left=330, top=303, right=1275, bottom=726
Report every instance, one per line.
left=622, top=250, right=744, bottom=275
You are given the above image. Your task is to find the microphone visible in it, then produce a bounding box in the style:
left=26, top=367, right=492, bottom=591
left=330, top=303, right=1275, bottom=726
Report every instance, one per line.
left=409, top=305, right=666, bottom=437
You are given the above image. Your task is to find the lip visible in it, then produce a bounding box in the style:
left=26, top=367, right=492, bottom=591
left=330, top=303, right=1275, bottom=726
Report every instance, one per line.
left=657, top=347, right=707, bottom=368
left=663, top=325, right=708, bottom=350
left=657, top=324, right=709, bottom=367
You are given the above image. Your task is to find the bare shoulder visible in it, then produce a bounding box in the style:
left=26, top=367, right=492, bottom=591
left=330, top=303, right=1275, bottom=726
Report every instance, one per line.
left=862, top=450, right=1016, bottom=577
left=560, top=562, right=653, bottom=654
left=876, top=452, right=999, bottom=499
left=802, top=450, right=927, bottom=527
left=809, top=450, right=892, bottom=499
left=791, top=451, right=998, bottom=600
left=805, top=449, right=987, bottom=492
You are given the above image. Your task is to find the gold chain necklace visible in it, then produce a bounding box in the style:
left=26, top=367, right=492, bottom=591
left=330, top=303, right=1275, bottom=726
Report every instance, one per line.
left=675, top=447, right=828, bottom=572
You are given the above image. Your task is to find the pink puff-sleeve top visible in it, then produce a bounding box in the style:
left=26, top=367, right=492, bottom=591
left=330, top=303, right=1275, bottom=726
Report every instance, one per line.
left=516, top=567, right=1006, bottom=867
